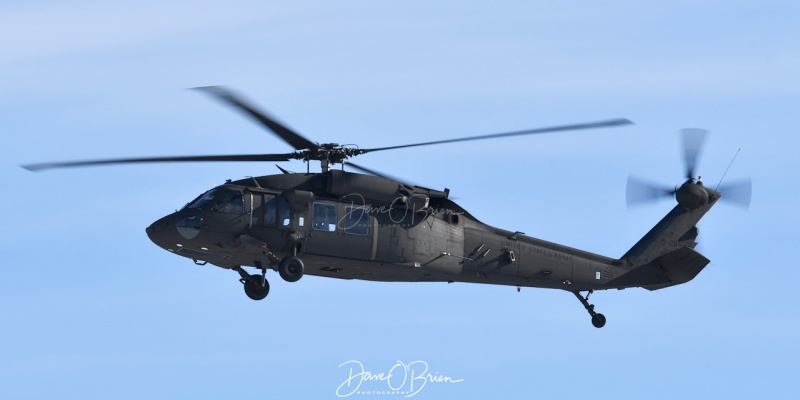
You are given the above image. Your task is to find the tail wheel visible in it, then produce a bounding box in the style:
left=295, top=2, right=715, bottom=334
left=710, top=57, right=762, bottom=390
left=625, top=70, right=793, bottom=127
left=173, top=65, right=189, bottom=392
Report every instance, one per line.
left=279, top=256, right=305, bottom=282
left=591, top=314, right=607, bottom=328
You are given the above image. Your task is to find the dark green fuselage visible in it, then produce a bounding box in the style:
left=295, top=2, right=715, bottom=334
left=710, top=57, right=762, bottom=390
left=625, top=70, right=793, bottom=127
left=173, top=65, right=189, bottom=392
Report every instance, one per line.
left=147, top=171, right=717, bottom=293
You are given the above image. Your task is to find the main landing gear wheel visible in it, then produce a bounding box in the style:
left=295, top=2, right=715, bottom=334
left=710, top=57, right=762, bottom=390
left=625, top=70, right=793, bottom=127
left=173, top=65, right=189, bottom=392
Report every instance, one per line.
left=234, top=266, right=270, bottom=301
left=243, top=275, right=270, bottom=300
left=573, top=290, right=607, bottom=328
left=279, top=256, right=305, bottom=282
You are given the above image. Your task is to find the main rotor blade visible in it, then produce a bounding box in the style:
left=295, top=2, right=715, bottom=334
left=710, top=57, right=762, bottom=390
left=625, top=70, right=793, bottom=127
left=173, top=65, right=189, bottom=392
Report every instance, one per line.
left=21, top=153, right=294, bottom=172
left=194, top=86, right=319, bottom=151
left=344, top=161, right=413, bottom=185
left=360, top=118, right=633, bottom=153
left=626, top=175, right=675, bottom=208
left=681, top=128, right=708, bottom=180
left=718, top=178, right=752, bottom=209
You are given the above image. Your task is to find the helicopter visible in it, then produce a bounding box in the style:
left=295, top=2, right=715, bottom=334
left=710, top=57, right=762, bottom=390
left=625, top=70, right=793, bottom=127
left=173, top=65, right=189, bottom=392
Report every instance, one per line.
left=22, top=86, right=751, bottom=328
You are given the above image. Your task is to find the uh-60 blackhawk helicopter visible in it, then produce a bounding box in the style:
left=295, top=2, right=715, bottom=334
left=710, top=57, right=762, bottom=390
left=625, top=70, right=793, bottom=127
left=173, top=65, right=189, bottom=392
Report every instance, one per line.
left=23, top=87, right=751, bottom=328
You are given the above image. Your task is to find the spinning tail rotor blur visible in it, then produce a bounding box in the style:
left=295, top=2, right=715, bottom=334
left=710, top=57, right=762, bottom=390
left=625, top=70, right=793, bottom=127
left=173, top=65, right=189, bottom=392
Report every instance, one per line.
left=626, top=129, right=751, bottom=209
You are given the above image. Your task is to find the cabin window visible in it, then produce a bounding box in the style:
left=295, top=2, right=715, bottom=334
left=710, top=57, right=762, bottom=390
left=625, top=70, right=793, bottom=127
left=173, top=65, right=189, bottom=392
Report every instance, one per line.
left=312, top=202, right=337, bottom=232
left=343, top=206, right=369, bottom=236
left=278, top=197, right=291, bottom=227
left=264, top=195, right=276, bottom=225
left=216, top=190, right=243, bottom=214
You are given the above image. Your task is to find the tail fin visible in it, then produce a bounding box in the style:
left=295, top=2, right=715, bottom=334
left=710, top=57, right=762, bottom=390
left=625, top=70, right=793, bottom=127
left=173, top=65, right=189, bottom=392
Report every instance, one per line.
left=611, top=197, right=718, bottom=290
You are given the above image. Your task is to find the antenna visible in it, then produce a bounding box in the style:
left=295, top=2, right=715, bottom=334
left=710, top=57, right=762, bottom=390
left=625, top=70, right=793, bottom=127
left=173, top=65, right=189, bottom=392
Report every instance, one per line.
left=716, top=148, right=741, bottom=191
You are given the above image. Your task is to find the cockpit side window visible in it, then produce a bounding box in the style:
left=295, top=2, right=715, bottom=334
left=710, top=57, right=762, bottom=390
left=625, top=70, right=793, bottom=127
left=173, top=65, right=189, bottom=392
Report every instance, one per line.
left=264, top=195, right=277, bottom=225
left=278, top=197, right=291, bottom=227
left=215, top=190, right=243, bottom=214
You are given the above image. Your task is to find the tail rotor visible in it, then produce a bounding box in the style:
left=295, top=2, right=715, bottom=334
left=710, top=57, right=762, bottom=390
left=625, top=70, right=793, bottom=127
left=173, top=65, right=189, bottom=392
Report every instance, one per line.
left=625, top=129, right=751, bottom=210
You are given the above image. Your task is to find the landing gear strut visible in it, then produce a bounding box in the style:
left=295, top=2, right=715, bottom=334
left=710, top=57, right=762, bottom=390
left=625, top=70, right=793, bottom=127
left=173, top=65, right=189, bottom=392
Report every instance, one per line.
left=235, top=265, right=270, bottom=301
left=573, top=290, right=606, bottom=328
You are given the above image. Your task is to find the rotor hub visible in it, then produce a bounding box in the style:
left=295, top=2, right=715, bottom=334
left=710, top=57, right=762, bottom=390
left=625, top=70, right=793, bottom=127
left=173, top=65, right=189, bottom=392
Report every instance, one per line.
left=297, top=145, right=367, bottom=165
left=675, top=180, right=709, bottom=210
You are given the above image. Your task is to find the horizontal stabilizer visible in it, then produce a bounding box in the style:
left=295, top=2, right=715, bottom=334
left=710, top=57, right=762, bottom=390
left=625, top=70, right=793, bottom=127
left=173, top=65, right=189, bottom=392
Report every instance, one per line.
left=609, top=247, right=709, bottom=290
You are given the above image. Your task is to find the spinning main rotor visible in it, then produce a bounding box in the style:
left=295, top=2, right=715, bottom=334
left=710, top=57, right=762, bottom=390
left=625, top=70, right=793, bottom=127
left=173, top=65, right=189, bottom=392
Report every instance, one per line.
left=22, top=86, right=633, bottom=177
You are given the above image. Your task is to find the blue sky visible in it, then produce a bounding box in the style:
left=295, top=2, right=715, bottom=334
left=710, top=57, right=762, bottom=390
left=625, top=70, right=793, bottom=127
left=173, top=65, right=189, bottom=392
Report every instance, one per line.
left=1, top=1, right=799, bottom=399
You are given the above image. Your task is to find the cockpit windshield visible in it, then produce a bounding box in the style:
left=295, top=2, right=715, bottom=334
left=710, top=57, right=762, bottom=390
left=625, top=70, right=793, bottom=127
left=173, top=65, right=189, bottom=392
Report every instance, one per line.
left=184, top=189, right=220, bottom=210
left=215, top=190, right=243, bottom=214
left=182, top=187, right=243, bottom=214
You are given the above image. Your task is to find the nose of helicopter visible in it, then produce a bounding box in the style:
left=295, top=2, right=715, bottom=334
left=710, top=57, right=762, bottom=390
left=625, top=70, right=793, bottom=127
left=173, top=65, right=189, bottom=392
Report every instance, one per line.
left=146, top=209, right=207, bottom=251
left=146, top=214, right=176, bottom=250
